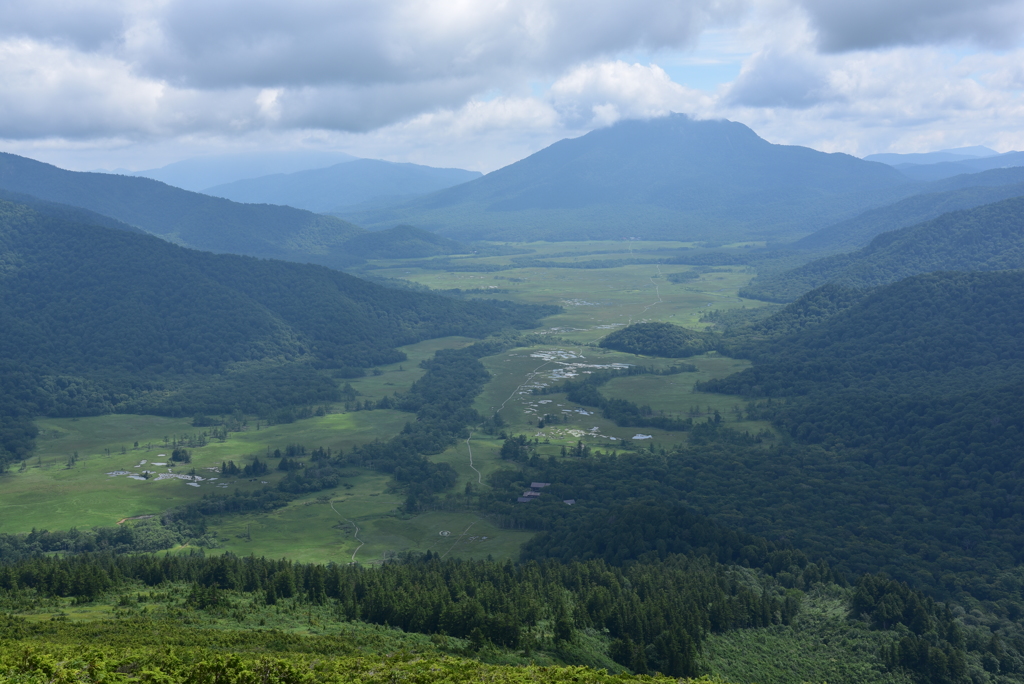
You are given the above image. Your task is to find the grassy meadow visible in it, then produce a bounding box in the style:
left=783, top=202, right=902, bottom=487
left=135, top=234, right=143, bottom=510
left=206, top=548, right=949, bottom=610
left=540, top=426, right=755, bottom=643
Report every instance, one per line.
left=3, top=240, right=772, bottom=563
left=1, top=410, right=411, bottom=535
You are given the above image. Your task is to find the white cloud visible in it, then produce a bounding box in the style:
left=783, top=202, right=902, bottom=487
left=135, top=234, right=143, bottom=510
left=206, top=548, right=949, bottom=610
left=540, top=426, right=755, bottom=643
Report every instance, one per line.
left=2, top=0, right=1024, bottom=171
left=726, top=48, right=833, bottom=108
left=0, top=0, right=745, bottom=152
left=2, top=0, right=743, bottom=89
left=550, top=61, right=713, bottom=127
left=333, top=97, right=568, bottom=172
left=0, top=0, right=137, bottom=51
left=796, top=0, right=1024, bottom=53
left=720, top=46, right=1024, bottom=155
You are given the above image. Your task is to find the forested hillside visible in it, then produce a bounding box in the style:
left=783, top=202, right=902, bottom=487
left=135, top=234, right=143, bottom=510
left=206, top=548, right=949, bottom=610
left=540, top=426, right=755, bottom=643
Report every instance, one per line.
left=0, top=188, right=147, bottom=235
left=0, top=152, right=367, bottom=267
left=342, top=224, right=468, bottom=259
left=341, top=114, right=914, bottom=242
left=720, top=270, right=1024, bottom=400
left=744, top=195, right=1024, bottom=301
left=677, top=272, right=1024, bottom=600
left=0, top=200, right=552, bottom=466
left=599, top=322, right=718, bottom=358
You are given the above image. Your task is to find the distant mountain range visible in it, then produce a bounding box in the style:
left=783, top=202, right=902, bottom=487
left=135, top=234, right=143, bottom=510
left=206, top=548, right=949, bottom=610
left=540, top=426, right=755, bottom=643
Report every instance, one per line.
left=0, top=153, right=470, bottom=268
left=11, top=117, right=1024, bottom=261
left=743, top=194, right=1024, bottom=301
left=864, top=145, right=999, bottom=166
left=338, top=114, right=916, bottom=243
left=0, top=152, right=362, bottom=263
left=866, top=146, right=1024, bottom=182
left=131, top=150, right=358, bottom=192
left=204, top=159, right=481, bottom=213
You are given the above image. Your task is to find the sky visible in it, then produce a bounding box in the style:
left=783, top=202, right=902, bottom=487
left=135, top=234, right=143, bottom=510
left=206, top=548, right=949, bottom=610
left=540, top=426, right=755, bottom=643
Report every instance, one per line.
left=2, top=0, right=1024, bottom=173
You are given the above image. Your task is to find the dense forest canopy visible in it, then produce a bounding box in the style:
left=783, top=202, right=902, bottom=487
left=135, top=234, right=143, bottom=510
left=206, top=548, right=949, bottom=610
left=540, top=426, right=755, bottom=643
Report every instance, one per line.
left=599, top=322, right=718, bottom=358
left=341, top=224, right=468, bottom=259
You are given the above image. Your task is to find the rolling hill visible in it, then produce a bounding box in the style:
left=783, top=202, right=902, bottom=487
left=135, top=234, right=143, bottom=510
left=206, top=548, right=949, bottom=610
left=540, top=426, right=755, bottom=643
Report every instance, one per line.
left=742, top=195, right=1024, bottom=301
left=205, top=159, right=482, bottom=213
left=339, top=114, right=914, bottom=243
left=0, top=152, right=367, bottom=267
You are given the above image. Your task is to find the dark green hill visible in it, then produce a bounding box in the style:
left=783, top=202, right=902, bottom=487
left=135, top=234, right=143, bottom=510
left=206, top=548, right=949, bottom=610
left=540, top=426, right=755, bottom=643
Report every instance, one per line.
left=599, top=322, right=717, bottom=358
left=0, top=188, right=147, bottom=235
left=787, top=169, right=1024, bottom=253
left=343, top=225, right=468, bottom=259
left=743, top=195, right=1024, bottom=301
left=718, top=271, right=1024, bottom=397
left=340, top=114, right=913, bottom=242
left=205, top=159, right=481, bottom=213
left=720, top=283, right=863, bottom=346
left=0, top=200, right=552, bottom=466
left=0, top=152, right=365, bottom=267
left=693, top=272, right=1024, bottom=601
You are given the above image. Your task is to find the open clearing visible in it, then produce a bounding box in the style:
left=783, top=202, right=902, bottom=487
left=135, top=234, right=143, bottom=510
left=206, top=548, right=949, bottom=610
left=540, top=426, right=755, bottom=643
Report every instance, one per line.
left=0, top=409, right=410, bottom=535
left=3, top=241, right=773, bottom=563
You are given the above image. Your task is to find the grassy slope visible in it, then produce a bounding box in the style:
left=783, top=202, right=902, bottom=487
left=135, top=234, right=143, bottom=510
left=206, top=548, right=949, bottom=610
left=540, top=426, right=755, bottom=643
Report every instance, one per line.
left=2, top=573, right=903, bottom=684
left=701, top=589, right=912, bottom=684
left=1, top=589, right=736, bottom=683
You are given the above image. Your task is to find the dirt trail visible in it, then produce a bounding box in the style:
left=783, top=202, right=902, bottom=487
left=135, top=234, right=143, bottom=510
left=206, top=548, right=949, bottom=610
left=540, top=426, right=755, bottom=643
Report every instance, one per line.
left=116, top=514, right=154, bottom=525
left=628, top=265, right=664, bottom=325
left=439, top=522, right=476, bottom=559
left=496, top=360, right=554, bottom=413
left=331, top=499, right=364, bottom=562
left=465, top=432, right=482, bottom=485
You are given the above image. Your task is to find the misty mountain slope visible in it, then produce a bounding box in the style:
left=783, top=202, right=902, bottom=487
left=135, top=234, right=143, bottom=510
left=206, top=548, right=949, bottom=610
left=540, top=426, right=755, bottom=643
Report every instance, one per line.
left=0, top=199, right=552, bottom=435
left=0, top=152, right=366, bottom=266
left=743, top=195, right=1024, bottom=301
left=340, top=114, right=914, bottom=242
left=205, top=159, right=482, bottom=213
left=788, top=167, right=1024, bottom=252
left=864, top=145, right=998, bottom=165
left=892, top=151, right=1024, bottom=181
left=133, top=150, right=358, bottom=191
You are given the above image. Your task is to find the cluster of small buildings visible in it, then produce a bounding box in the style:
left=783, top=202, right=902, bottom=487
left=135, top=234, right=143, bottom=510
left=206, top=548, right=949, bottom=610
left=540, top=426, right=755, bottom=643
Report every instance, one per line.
left=517, top=482, right=550, bottom=503
left=516, top=482, right=575, bottom=505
